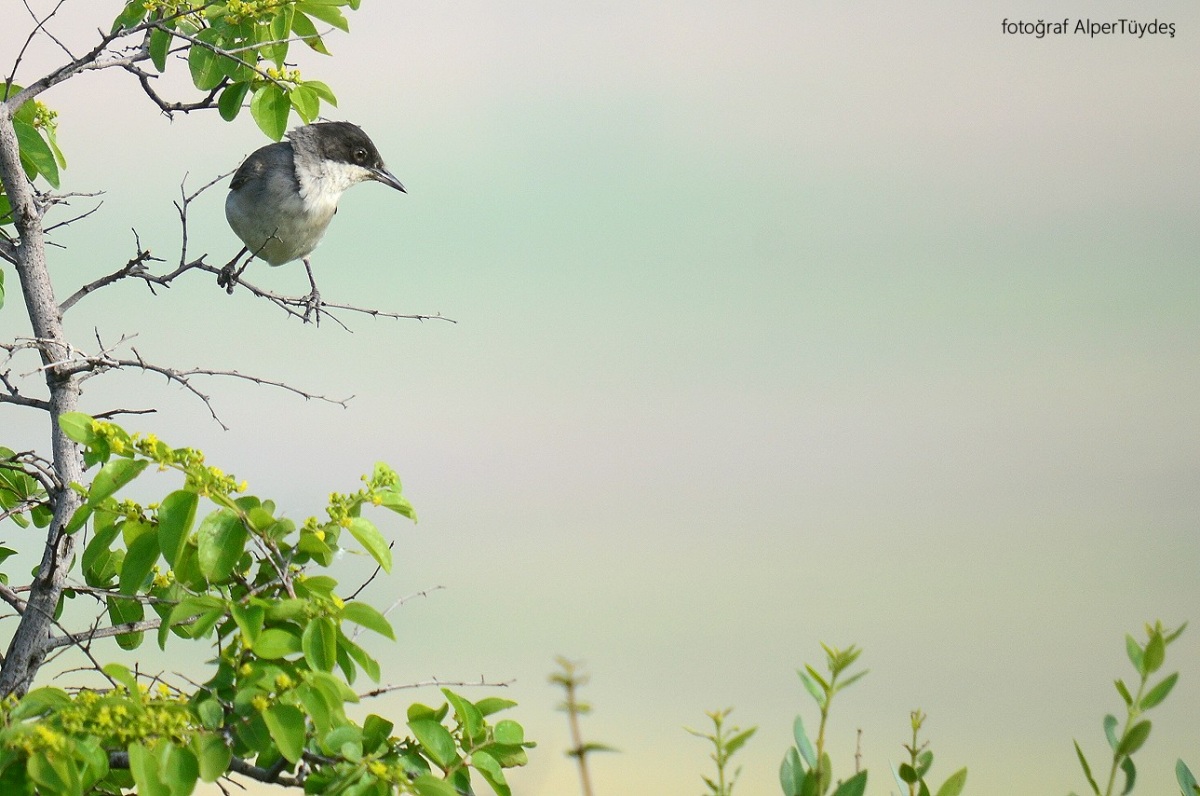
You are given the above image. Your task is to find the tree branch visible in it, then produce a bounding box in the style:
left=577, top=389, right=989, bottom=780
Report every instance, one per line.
left=44, top=617, right=164, bottom=651
left=359, top=675, right=514, bottom=700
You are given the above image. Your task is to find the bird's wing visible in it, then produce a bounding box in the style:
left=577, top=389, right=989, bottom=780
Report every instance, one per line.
left=230, top=142, right=294, bottom=192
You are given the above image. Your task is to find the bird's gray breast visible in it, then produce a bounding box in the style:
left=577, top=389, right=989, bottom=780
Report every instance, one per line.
left=225, top=142, right=337, bottom=266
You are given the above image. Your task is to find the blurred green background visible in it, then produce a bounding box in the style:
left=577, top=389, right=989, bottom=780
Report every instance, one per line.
left=2, top=2, right=1198, bottom=794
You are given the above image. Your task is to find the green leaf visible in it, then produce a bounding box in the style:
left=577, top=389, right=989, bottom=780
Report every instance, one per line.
left=297, top=1, right=349, bottom=31
left=14, top=119, right=59, bottom=187
left=1103, top=714, right=1120, bottom=752
left=1119, top=756, right=1136, bottom=796
left=793, top=714, right=816, bottom=769
left=472, top=750, right=510, bottom=796
left=188, top=28, right=230, bottom=91
left=1075, top=740, right=1101, bottom=796
left=82, top=520, right=122, bottom=587
left=935, top=767, right=968, bottom=796
left=413, top=775, right=461, bottom=796
left=302, top=616, right=337, bottom=672
left=1142, top=671, right=1180, bottom=710
left=28, top=754, right=79, bottom=796
left=340, top=633, right=381, bottom=682
left=835, top=669, right=869, bottom=693
left=160, top=742, right=199, bottom=796
left=119, top=529, right=160, bottom=594
left=726, top=726, right=757, bottom=756
left=230, top=601, right=265, bottom=645
left=1125, top=634, right=1144, bottom=675
left=12, top=687, right=71, bottom=719
left=1116, top=720, right=1151, bottom=757
left=899, top=763, right=919, bottom=784
left=111, top=1, right=148, bottom=33
left=263, top=704, right=307, bottom=764
left=1114, top=679, right=1133, bottom=707
left=266, top=6, right=294, bottom=65
left=831, top=770, right=868, bottom=796
left=128, top=743, right=170, bottom=796
left=780, top=747, right=804, bottom=796
left=476, top=697, right=518, bottom=717
left=107, top=595, right=145, bottom=650
left=797, top=669, right=826, bottom=708
left=290, top=83, right=319, bottom=123
left=218, top=81, right=251, bottom=121
left=253, top=627, right=302, bottom=659
left=340, top=600, right=395, bottom=640
left=409, top=718, right=458, bottom=769
left=444, top=689, right=484, bottom=746
left=250, top=83, right=290, bottom=141
left=149, top=26, right=171, bottom=72
left=916, top=750, right=933, bottom=779
left=1177, top=760, right=1199, bottom=796
left=196, top=699, right=224, bottom=730
left=493, top=719, right=525, bottom=746
left=347, top=517, right=392, bottom=572
left=196, top=509, right=247, bottom=582
left=88, top=458, right=149, bottom=506
left=304, top=79, right=338, bottom=106
left=193, top=733, right=232, bottom=783
left=1143, top=632, right=1166, bottom=674
left=58, top=412, right=96, bottom=444
left=157, top=490, right=198, bottom=568
left=323, top=724, right=363, bottom=761
left=363, top=714, right=394, bottom=753
left=290, top=11, right=330, bottom=54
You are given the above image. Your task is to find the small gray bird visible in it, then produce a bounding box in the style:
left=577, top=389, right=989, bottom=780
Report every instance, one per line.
left=221, top=121, right=406, bottom=317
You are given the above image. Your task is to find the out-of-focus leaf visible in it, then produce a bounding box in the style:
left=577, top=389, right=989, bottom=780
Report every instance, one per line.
left=935, top=767, right=968, bottom=796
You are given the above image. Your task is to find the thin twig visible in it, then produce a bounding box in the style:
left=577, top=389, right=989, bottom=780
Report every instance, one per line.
left=359, top=675, right=514, bottom=700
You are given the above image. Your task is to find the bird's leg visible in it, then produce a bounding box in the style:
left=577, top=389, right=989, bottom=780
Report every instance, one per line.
left=301, top=257, right=322, bottom=324
left=217, top=246, right=251, bottom=294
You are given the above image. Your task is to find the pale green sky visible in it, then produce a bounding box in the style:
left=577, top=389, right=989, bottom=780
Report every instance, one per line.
left=2, top=2, right=1199, bottom=794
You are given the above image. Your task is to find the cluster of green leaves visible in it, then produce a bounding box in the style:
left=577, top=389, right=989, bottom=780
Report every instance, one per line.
left=780, top=644, right=868, bottom=796
left=0, top=414, right=531, bottom=796
left=110, top=0, right=355, bottom=139
left=685, top=708, right=756, bottom=796
left=0, top=662, right=203, bottom=796
left=1072, top=621, right=1187, bottom=796
left=889, top=709, right=967, bottom=796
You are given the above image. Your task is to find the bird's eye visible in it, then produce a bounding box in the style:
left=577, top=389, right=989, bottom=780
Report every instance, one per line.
left=353, top=147, right=368, bottom=162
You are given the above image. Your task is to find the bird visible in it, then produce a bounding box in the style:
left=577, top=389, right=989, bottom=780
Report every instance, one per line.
left=220, top=121, right=406, bottom=319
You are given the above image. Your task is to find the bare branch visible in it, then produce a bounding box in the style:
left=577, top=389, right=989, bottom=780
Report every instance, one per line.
left=0, top=582, right=27, bottom=615
left=44, top=618, right=164, bottom=651
left=59, top=235, right=164, bottom=312
left=359, top=675, right=514, bottom=701
left=7, top=0, right=73, bottom=88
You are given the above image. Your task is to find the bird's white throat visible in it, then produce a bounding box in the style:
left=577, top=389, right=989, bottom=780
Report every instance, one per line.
left=294, top=158, right=376, bottom=219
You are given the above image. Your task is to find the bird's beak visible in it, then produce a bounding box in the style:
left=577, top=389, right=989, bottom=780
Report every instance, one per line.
left=371, top=167, right=406, bottom=193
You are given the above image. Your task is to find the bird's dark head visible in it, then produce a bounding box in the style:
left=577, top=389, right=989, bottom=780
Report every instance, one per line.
left=290, top=121, right=406, bottom=193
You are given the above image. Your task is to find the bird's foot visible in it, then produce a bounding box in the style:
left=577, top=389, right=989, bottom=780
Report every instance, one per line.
left=301, top=288, right=322, bottom=324
left=218, top=249, right=250, bottom=295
